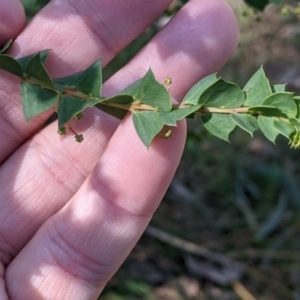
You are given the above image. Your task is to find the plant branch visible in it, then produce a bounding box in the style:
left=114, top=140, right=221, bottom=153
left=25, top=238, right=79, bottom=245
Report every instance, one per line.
left=145, top=225, right=244, bottom=271
left=197, top=106, right=250, bottom=115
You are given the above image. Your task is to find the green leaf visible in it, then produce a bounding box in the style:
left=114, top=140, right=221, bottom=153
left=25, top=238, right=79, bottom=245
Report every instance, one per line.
left=159, top=104, right=202, bottom=126
left=273, top=119, right=295, bottom=139
left=271, top=84, right=286, bottom=93
left=0, top=39, right=13, bottom=54
left=54, top=60, right=102, bottom=99
left=244, top=0, right=268, bottom=10
left=120, top=78, right=142, bottom=96
left=258, top=116, right=279, bottom=143
left=269, top=0, right=284, bottom=4
left=18, top=49, right=49, bottom=69
left=183, top=74, right=218, bottom=105
left=263, top=92, right=297, bottom=118
left=95, top=95, right=133, bottom=120
left=122, top=69, right=172, bottom=112
left=248, top=105, right=283, bottom=117
left=201, top=113, right=236, bottom=142
left=0, top=54, right=23, bottom=76
left=95, top=103, right=128, bottom=120
left=21, top=0, right=50, bottom=18
left=24, top=52, right=55, bottom=89
left=230, top=114, right=259, bottom=137
left=21, top=82, right=58, bottom=121
left=199, top=79, right=245, bottom=108
left=58, top=96, right=102, bottom=128
left=101, top=95, right=133, bottom=105
left=132, top=111, right=164, bottom=148
left=293, top=97, right=300, bottom=119
left=244, top=67, right=272, bottom=106
left=288, top=118, right=300, bottom=131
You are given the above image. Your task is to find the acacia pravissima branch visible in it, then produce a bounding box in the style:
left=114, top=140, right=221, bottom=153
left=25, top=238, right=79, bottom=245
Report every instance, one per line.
left=0, top=41, right=299, bottom=148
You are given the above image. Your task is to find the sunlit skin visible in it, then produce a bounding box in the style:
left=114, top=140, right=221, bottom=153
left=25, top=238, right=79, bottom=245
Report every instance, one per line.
left=0, top=0, right=238, bottom=299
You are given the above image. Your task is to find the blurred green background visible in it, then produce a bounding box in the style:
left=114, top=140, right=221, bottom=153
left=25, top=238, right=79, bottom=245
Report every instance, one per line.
left=20, top=0, right=300, bottom=299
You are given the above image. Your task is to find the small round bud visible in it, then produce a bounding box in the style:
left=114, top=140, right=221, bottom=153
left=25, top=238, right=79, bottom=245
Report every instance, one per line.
left=165, top=129, right=172, bottom=139
left=58, top=127, right=67, bottom=135
left=76, top=112, right=83, bottom=120
left=75, top=134, right=84, bottom=143
left=164, top=77, right=172, bottom=86
left=242, top=10, right=250, bottom=18
left=281, top=7, right=289, bottom=15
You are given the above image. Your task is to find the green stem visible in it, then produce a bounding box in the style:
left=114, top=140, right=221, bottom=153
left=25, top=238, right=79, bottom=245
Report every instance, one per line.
left=99, top=101, right=159, bottom=112
left=18, top=74, right=288, bottom=123
left=21, top=75, right=100, bottom=100
left=22, top=76, right=58, bottom=93
left=197, top=106, right=250, bottom=115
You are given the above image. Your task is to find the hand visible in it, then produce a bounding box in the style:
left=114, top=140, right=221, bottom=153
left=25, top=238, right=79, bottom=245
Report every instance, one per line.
left=0, top=0, right=238, bottom=299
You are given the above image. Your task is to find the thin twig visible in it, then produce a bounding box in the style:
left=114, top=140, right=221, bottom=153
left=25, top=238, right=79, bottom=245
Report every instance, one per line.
left=145, top=225, right=244, bottom=271
left=232, top=281, right=256, bottom=300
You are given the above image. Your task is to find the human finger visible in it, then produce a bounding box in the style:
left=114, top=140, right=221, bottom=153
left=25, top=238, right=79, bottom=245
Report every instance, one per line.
left=0, top=0, right=172, bottom=162
left=5, top=1, right=239, bottom=298
left=6, top=114, right=187, bottom=299
left=0, top=0, right=238, bottom=268
left=0, top=0, right=25, bottom=45
left=105, top=0, right=239, bottom=100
